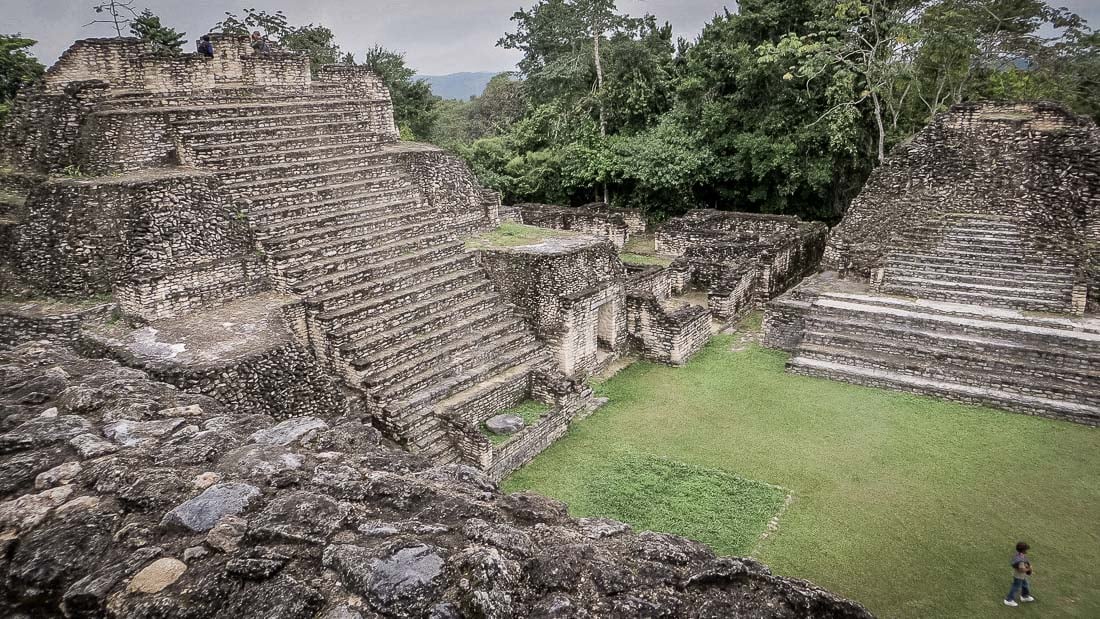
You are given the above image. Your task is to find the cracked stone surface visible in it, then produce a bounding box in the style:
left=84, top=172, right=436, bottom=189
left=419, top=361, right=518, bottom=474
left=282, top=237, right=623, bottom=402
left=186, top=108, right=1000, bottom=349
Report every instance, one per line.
left=0, top=343, right=873, bottom=618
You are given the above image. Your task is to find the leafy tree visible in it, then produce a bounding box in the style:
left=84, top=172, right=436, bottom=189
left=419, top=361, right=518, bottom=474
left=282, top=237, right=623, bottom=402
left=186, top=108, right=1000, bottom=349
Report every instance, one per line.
left=470, top=73, right=526, bottom=138
left=0, top=35, right=44, bottom=124
left=217, top=9, right=290, bottom=39
left=281, top=25, right=341, bottom=73
left=430, top=98, right=476, bottom=152
left=130, top=9, right=185, bottom=54
left=360, top=45, right=437, bottom=140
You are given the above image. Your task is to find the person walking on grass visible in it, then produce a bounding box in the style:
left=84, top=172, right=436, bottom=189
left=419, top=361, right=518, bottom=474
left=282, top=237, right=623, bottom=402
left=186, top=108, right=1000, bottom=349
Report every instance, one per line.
left=1004, top=541, right=1036, bottom=607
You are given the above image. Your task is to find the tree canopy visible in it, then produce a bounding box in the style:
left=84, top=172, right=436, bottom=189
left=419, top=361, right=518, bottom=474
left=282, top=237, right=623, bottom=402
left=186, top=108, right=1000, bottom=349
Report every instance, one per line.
left=423, top=0, right=1097, bottom=223
left=0, top=35, right=44, bottom=125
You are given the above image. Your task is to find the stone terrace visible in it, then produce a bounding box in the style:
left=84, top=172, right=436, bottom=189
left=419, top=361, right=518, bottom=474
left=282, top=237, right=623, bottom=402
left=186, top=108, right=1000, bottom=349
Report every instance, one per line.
left=0, top=37, right=589, bottom=477
left=656, top=210, right=828, bottom=322
left=767, top=102, right=1100, bottom=424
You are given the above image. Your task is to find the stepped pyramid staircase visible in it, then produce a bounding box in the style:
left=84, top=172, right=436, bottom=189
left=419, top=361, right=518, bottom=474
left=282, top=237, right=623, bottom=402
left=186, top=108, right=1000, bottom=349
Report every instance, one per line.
left=782, top=212, right=1097, bottom=424
left=880, top=213, right=1078, bottom=312
left=103, top=83, right=555, bottom=463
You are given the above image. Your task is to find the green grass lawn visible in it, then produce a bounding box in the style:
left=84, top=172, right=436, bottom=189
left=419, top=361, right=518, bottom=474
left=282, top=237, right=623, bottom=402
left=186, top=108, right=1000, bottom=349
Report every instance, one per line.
left=505, top=336, right=1100, bottom=618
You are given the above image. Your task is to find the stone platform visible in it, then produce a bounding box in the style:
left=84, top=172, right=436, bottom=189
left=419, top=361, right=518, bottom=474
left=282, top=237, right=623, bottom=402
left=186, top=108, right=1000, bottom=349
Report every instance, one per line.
left=765, top=273, right=1100, bottom=425
left=80, top=293, right=349, bottom=421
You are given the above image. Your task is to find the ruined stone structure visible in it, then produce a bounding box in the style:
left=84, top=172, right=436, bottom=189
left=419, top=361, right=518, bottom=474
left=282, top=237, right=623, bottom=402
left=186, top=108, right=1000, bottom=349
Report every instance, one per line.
left=0, top=342, right=873, bottom=618
left=766, top=102, right=1100, bottom=425
left=473, top=235, right=628, bottom=377
left=0, top=37, right=592, bottom=478
left=623, top=265, right=713, bottom=365
left=472, top=228, right=711, bottom=372
left=657, top=210, right=828, bottom=321
left=508, top=202, right=646, bottom=248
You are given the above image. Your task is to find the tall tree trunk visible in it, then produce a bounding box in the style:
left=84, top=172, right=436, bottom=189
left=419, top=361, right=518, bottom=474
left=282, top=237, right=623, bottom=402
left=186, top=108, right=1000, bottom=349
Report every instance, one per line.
left=871, top=91, right=886, bottom=164
left=594, top=33, right=609, bottom=204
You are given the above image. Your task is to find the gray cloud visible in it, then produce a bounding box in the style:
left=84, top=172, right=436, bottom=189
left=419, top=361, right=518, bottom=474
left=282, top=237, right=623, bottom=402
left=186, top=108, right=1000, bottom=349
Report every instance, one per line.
left=1, top=1, right=1096, bottom=75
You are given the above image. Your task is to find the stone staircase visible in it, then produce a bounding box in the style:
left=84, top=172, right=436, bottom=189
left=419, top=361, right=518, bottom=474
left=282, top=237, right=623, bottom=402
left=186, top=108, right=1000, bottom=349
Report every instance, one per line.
left=134, top=86, right=553, bottom=461
left=787, top=291, right=1100, bottom=424
left=881, top=213, right=1077, bottom=312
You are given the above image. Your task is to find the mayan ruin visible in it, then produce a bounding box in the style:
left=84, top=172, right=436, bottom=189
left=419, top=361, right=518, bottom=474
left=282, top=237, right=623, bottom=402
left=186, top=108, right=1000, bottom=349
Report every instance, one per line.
left=0, top=1, right=1098, bottom=617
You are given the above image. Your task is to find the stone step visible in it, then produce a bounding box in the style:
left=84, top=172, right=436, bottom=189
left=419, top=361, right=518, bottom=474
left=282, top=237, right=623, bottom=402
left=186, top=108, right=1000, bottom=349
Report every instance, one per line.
left=236, top=174, right=412, bottom=212
left=436, top=362, right=537, bottom=426
left=181, top=119, right=385, bottom=147
left=218, top=153, right=399, bottom=186
left=896, top=247, right=1074, bottom=268
left=812, top=296, right=1100, bottom=352
left=318, top=268, right=487, bottom=331
left=351, top=305, right=521, bottom=374
left=883, top=268, right=1075, bottom=292
left=306, top=253, right=477, bottom=313
left=261, top=207, right=433, bottom=253
left=887, top=252, right=1074, bottom=274
left=884, top=275, right=1072, bottom=300
left=281, top=230, right=456, bottom=284
left=787, top=357, right=1100, bottom=425
left=384, top=341, right=548, bottom=410
left=342, top=292, right=499, bottom=357
left=191, top=131, right=387, bottom=162
left=268, top=220, right=434, bottom=267
left=224, top=161, right=402, bottom=197
left=100, top=90, right=362, bottom=111
left=172, top=106, right=390, bottom=132
left=332, top=284, right=496, bottom=351
left=802, top=314, right=1100, bottom=372
left=250, top=186, right=422, bottom=226
left=362, top=318, right=528, bottom=393
left=205, top=142, right=385, bottom=171
left=879, top=281, right=1071, bottom=312
left=256, top=197, right=422, bottom=241
left=885, top=260, right=1076, bottom=285
left=797, top=341, right=1099, bottom=406
left=291, top=240, right=465, bottom=297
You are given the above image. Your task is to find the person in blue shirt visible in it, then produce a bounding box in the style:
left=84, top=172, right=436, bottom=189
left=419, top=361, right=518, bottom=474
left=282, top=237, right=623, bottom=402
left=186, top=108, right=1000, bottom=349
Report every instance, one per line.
left=197, top=35, right=214, bottom=58
left=1004, top=541, right=1035, bottom=607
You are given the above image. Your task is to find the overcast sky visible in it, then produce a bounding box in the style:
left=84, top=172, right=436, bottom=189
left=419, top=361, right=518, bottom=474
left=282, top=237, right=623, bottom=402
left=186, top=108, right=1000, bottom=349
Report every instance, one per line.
left=2, top=1, right=1097, bottom=76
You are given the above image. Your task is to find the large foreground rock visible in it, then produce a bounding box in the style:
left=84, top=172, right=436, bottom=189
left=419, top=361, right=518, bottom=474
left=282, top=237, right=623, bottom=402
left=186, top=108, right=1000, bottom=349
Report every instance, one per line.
left=0, top=343, right=874, bottom=618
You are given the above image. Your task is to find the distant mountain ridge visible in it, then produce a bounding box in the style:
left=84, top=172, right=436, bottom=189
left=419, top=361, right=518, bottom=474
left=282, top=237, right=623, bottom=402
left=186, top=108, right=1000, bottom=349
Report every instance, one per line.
left=419, top=71, right=500, bottom=100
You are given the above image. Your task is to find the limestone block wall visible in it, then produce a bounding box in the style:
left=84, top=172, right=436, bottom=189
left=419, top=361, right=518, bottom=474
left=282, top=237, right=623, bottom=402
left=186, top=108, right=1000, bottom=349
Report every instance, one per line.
left=474, top=237, right=628, bottom=376
left=656, top=210, right=801, bottom=256
left=13, top=171, right=263, bottom=319
left=391, top=143, right=497, bottom=229
left=43, top=38, right=151, bottom=91
left=825, top=101, right=1099, bottom=282
left=515, top=203, right=641, bottom=248
left=625, top=293, right=711, bottom=365
left=78, top=108, right=178, bottom=175
left=1, top=82, right=113, bottom=174
left=556, top=282, right=627, bottom=375
left=0, top=302, right=113, bottom=349
left=241, top=53, right=311, bottom=88
left=80, top=333, right=348, bottom=421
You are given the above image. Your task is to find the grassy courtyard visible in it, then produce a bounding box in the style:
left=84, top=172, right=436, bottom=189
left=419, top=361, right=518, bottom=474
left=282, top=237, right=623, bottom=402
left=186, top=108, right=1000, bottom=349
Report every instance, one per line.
left=504, top=335, right=1100, bottom=618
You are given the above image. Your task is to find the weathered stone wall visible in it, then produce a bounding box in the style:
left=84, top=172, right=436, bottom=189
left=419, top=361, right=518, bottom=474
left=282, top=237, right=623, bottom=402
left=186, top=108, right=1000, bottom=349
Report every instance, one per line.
left=0, top=302, right=113, bottom=349
left=625, top=293, right=711, bottom=365
left=473, top=236, right=628, bottom=376
left=391, top=143, right=498, bottom=230
left=80, top=334, right=347, bottom=422
left=43, top=38, right=151, bottom=91
left=656, top=210, right=801, bottom=256
left=1, top=82, right=113, bottom=174
left=12, top=171, right=264, bottom=319
left=659, top=211, right=827, bottom=321
left=514, top=203, right=644, bottom=248
left=825, top=102, right=1099, bottom=286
